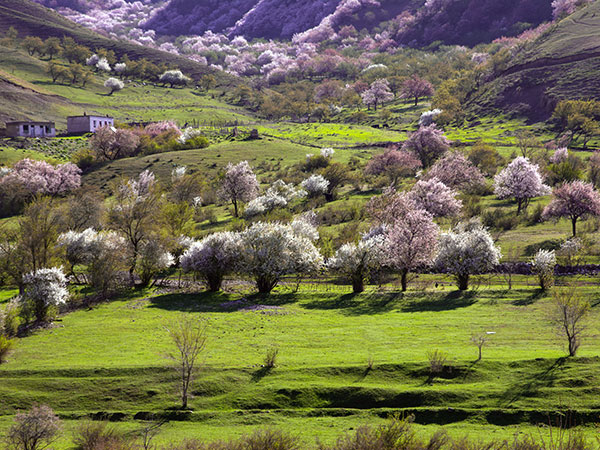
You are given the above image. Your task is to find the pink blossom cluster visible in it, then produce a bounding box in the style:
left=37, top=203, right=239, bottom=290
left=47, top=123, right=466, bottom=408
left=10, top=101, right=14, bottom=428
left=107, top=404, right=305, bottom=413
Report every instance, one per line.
left=0, top=159, right=81, bottom=196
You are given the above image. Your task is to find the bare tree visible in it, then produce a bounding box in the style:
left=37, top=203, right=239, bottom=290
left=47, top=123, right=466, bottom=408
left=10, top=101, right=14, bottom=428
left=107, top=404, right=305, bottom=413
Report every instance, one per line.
left=551, top=287, right=590, bottom=357
left=138, top=417, right=167, bottom=450
left=165, top=316, right=207, bottom=409
left=5, top=404, right=62, bottom=450
left=470, top=333, right=491, bottom=361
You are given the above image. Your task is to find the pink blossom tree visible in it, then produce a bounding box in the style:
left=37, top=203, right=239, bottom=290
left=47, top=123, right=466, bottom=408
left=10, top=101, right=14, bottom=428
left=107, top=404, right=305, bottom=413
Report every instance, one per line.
left=366, top=188, right=415, bottom=225
left=0, top=159, right=81, bottom=197
left=361, top=79, right=394, bottom=111
left=365, top=149, right=422, bottom=186
left=401, top=124, right=450, bottom=168
left=400, top=75, right=434, bottom=106
left=543, top=181, right=600, bottom=237
left=219, top=161, right=260, bottom=218
left=425, top=151, right=485, bottom=192
left=385, top=207, right=439, bottom=291
left=409, top=178, right=462, bottom=218
left=494, top=157, right=551, bottom=214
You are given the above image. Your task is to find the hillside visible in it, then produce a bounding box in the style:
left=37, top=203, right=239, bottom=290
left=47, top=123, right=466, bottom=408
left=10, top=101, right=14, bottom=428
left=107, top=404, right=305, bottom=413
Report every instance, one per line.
left=469, top=2, right=600, bottom=120
left=32, top=0, right=553, bottom=47
left=0, top=0, right=214, bottom=80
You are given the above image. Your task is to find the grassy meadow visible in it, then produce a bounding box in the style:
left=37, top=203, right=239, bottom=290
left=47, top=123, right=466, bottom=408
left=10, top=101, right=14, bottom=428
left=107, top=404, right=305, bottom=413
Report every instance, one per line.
left=1, top=277, right=600, bottom=446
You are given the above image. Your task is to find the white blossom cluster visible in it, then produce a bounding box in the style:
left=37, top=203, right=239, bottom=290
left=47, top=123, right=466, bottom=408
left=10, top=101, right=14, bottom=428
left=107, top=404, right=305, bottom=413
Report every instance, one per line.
left=419, top=109, right=442, bottom=126
left=22, top=267, right=69, bottom=308
left=244, top=180, right=306, bottom=217
left=301, top=174, right=330, bottom=196
left=531, top=249, right=556, bottom=275
left=57, top=228, right=127, bottom=267
left=177, top=128, right=204, bottom=144
left=435, top=220, right=501, bottom=278
left=171, top=166, right=187, bottom=182
left=327, top=235, right=386, bottom=280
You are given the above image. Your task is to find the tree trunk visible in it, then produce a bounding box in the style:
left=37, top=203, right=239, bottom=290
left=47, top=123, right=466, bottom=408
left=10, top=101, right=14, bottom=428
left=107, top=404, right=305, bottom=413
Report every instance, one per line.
left=400, top=269, right=408, bottom=292
left=207, top=274, right=223, bottom=292
left=572, top=217, right=577, bottom=237
left=256, top=276, right=275, bottom=294
left=457, top=274, right=469, bottom=291
left=232, top=199, right=239, bottom=218
left=516, top=198, right=523, bottom=215
left=414, top=96, right=418, bottom=106
left=352, top=276, right=364, bottom=294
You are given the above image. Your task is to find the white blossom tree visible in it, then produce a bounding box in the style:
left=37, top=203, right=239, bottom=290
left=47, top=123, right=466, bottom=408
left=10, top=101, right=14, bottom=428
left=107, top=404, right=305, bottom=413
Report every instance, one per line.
left=238, top=222, right=323, bottom=293
left=104, top=77, right=124, bottom=95
left=328, top=235, right=385, bottom=293
left=531, top=249, right=556, bottom=290
left=159, top=70, right=190, bottom=88
left=22, top=267, right=68, bottom=323
left=435, top=220, right=501, bottom=290
left=180, top=232, right=240, bottom=292
left=137, top=239, right=174, bottom=287
left=494, top=157, right=551, bottom=214
left=301, top=174, right=329, bottom=197
left=219, top=161, right=259, bottom=218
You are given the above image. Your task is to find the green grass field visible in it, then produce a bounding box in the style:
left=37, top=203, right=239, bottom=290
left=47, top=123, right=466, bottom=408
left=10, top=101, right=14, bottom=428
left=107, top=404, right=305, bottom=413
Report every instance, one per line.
left=1, top=278, right=600, bottom=446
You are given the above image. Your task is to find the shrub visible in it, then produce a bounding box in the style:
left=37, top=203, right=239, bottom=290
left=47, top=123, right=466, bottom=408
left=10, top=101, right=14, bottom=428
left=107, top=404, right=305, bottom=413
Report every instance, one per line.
left=0, top=335, right=14, bottom=364
left=0, top=298, right=20, bottom=337
left=427, top=350, right=449, bottom=375
left=22, top=267, right=69, bottom=323
left=264, top=346, right=279, bottom=368
left=243, top=429, right=299, bottom=450
left=73, top=421, right=136, bottom=450
left=6, top=404, right=62, bottom=450
left=530, top=249, right=556, bottom=290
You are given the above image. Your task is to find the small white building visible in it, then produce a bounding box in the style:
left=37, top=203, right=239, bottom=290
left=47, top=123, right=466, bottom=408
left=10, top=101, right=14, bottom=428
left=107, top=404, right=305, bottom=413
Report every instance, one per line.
left=67, top=114, right=114, bottom=134
left=6, top=121, right=56, bottom=138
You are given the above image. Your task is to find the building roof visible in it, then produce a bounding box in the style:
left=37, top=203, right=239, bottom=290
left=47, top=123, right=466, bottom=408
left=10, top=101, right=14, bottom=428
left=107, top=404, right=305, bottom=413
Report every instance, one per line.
left=6, top=121, right=55, bottom=126
left=67, top=114, right=114, bottom=119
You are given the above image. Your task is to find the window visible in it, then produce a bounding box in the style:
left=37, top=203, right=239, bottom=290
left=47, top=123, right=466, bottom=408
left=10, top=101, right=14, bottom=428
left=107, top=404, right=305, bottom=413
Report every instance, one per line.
left=93, top=120, right=97, bottom=127
left=22, top=124, right=29, bottom=133
left=45, top=126, right=51, bottom=133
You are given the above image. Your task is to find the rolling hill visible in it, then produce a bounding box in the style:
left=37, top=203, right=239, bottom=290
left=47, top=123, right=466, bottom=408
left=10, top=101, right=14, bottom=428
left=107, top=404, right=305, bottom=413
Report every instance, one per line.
left=0, top=0, right=214, bottom=80
left=469, top=2, right=600, bottom=120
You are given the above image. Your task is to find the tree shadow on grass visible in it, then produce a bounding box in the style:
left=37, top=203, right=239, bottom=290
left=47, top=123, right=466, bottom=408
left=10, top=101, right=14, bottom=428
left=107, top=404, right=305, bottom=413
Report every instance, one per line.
left=148, top=292, right=230, bottom=312
left=400, top=291, right=477, bottom=313
left=302, top=292, right=403, bottom=316
left=148, top=291, right=299, bottom=313
left=498, top=357, right=566, bottom=407
left=251, top=366, right=273, bottom=382
left=512, top=289, right=546, bottom=306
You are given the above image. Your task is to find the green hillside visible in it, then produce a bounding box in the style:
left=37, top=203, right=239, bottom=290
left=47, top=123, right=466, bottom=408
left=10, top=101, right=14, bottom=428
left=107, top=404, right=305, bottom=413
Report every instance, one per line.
left=0, top=0, right=217, bottom=81
left=470, top=2, right=600, bottom=120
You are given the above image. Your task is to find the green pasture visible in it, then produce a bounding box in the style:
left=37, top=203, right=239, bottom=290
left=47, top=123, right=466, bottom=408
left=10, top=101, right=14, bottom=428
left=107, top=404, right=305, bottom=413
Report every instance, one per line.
left=1, top=277, right=600, bottom=445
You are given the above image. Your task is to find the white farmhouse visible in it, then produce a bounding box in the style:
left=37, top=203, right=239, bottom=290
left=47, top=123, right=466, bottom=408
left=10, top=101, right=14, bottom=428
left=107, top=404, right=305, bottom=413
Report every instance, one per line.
left=6, top=121, right=56, bottom=138
left=67, top=113, right=114, bottom=134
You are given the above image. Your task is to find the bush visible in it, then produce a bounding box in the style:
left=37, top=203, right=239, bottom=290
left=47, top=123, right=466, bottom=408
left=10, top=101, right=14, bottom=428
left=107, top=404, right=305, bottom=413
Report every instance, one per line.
left=243, top=429, right=299, bottom=450
left=481, top=208, right=520, bottom=231
left=0, top=335, right=14, bottom=364
left=427, top=349, right=449, bottom=375
left=0, top=298, right=20, bottom=337
left=74, top=421, right=136, bottom=450
left=6, top=405, right=61, bottom=450
left=264, top=346, right=279, bottom=368
left=303, top=155, right=330, bottom=172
